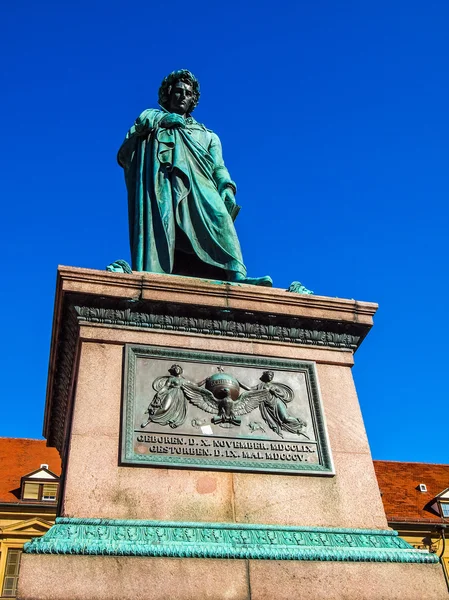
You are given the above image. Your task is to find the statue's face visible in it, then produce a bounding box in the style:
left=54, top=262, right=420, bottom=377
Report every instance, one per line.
left=106, top=264, right=120, bottom=272
left=168, top=81, right=194, bottom=116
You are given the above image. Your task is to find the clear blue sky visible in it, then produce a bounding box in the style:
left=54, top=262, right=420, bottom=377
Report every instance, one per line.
left=1, top=0, right=448, bottom=463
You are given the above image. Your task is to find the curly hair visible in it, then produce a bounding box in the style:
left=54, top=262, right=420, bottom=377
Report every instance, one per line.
left=158, top=70, right=200, bottom=114
left=261, top=371, right=274, bottom=382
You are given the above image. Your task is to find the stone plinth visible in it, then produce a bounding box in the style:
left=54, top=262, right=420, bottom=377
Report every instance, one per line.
left=18, top=555, right=446, bottom=600
left=17, top=267, right=448, bottom=599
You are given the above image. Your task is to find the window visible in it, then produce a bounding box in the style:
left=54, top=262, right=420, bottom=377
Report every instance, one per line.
left=2, top=549, right=22, bottom=597
left=22, top=482, right=40, bottom=500
left=441, top=502, right=449, bottom=518
left=42, top=483, right=58, bottom=501
left=21, top=482, right=58, bottom=502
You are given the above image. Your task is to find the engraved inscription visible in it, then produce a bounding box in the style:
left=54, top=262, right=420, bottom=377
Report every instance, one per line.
left=135, top=433, right=318, bottom=464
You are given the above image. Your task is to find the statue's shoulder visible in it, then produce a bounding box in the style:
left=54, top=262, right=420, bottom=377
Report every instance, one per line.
left=138, top=107, right=163, bottom=120
left=133, top=108, right=165, bottom=128
left=186, top=117, right=214, bottom=134
left=189, top=119, right=221, bottom=142
left=201, top=123, right=222, bottom=142
left=141, top=107, right=163, bottom=115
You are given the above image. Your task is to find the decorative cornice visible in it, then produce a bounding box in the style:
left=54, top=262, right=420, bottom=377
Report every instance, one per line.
left=24, top=518, right=439, bottom=564
left=56, top=266, right=378, bottom=325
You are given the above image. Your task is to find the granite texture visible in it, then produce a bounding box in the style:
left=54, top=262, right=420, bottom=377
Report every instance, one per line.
left=57, top=267, right=384, bottom=527
left=65, top=433, right=235, bottom=522
left=18, top=554, right=448, bottom=600
left=248, top=559, right=448, bottom=600
left=64, top=341, right=234, bottom=522
left=78, top=325, right=355, bottom=367
left=62, top=334, right=385, bottom=528
left=17, top=555, right=249, bottom=600
left=232, top=452, right=386, bottom=529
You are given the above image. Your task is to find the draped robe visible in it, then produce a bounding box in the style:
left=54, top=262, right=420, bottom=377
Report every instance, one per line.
left=117, top=109, right=247, bottom=279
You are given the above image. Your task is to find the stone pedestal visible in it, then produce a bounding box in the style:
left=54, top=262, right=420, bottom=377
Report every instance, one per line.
left=17, top=267, right=448, bottom=599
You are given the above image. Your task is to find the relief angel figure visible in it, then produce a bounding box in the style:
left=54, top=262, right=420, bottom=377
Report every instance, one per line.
left=141, top=364, right=189, bottom=429
left=254, top=371, right=308, bottom=439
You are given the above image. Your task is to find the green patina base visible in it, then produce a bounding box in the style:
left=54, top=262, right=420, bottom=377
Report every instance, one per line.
left=24, top=518, right=438, bottom=564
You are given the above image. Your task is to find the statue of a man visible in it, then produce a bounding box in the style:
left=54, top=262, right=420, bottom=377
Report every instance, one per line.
left=117, top=70, right=271, bottom=286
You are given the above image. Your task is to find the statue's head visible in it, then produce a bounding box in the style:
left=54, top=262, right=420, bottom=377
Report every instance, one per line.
left=106, top=259, right=132, bottom=274
left=158, top=70, right=200, bottom=115
left=169, top=364, right=183, bottom=376
left=261, top=370, right=274, bottom=382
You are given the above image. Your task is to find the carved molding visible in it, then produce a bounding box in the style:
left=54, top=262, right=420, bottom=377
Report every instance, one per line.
left=74, top=306, right=361, bottom=349
left=47, top=306, right=79, bottom=453
left=24, top=518, right=438, bottom=564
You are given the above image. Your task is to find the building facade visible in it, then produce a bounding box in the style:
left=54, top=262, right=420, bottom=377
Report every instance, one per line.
left=374, top=460, right=449, bottom=591
left=0, top=438, right=61, bottom=598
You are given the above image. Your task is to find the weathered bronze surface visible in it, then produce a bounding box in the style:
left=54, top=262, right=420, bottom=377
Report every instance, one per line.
left=121, top=345, right=334, bottom=475
left=117, top=70, right=271, bottom=286
left=26, top=517, right=437, bottom=564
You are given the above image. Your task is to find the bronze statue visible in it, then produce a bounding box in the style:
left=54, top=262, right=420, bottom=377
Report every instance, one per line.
left=118, top=70, right=271, bottom=286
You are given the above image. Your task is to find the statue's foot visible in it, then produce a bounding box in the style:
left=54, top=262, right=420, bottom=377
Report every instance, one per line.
left=230, top=274, right=273, bottom=287
left=243, top=276, right=273, bottom=287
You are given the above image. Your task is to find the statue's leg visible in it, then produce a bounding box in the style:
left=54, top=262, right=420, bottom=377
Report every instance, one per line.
left=173, top=249, right=228, bottom=280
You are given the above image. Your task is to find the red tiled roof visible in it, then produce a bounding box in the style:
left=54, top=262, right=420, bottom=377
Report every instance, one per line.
left=0, top=438, right=61, bottom=503
left=373, top=460, right=449, bottom=524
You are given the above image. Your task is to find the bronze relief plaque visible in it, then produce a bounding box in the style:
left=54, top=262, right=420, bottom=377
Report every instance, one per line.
left=121, top=345, right=334, bottom=475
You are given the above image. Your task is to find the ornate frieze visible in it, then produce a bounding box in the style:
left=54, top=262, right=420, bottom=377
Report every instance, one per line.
left=24, top=517, right=438, bottom=564
left=74, top=305, right=361, bottom=349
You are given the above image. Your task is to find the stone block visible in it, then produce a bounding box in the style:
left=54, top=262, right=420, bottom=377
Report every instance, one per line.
left=248, top=559, right=448, bottom=600
left=18, top=554, right=250, bottom=600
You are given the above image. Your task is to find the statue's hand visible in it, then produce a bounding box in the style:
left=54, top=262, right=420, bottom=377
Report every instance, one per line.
left=160, top=113, right=186, bottom=129
left=135, top=117, right=151, bottom=136
left=221, top=187, right=236, bottom=208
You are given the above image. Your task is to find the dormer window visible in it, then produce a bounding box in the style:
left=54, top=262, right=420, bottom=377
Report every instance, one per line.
left=428, top=486, right=449, bottom=519
left=22, top=482, right=58, bottom=502
left=20, top=466, right=59, bottom=503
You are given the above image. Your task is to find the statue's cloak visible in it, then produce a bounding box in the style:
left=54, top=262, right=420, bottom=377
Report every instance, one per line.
left=117, top=109, right=246, bottom=278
